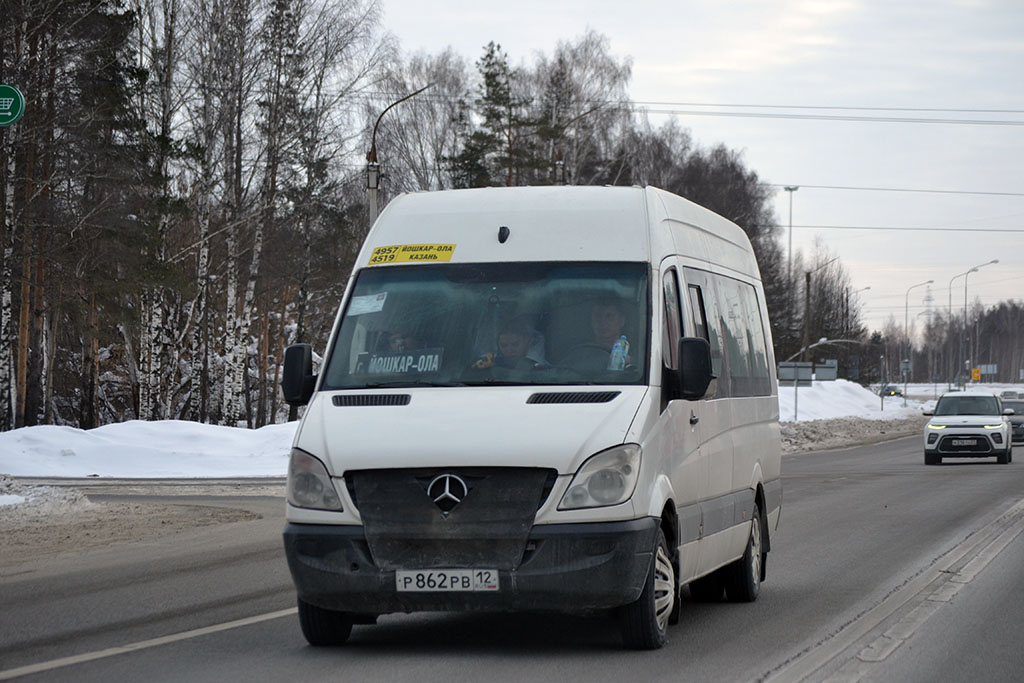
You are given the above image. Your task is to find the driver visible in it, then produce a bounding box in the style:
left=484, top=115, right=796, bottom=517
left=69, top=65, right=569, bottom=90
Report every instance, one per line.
left=590, top=299, right=627, bottom=351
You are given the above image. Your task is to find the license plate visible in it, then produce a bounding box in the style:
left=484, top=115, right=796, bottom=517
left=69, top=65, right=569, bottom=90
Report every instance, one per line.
left=396, top=569, right=499, bottom=592
left=951, top=438, right=977, bottom=447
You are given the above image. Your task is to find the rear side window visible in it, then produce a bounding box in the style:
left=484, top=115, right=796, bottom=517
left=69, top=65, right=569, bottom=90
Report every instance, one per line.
left=682, top=268, right=771, bottom=398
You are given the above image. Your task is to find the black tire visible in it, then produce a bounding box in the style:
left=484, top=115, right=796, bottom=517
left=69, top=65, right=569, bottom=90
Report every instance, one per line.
left=925, top=451, right=940, bottom=465
left=297, top=598, right=354, bottom=646
left=620, top=528, right=675, bottom=650
left=688, top=571, right=725, bottom=602
left=724, top=503, right=763, bottom=603
left=996, top=448, right=1010, bottom=465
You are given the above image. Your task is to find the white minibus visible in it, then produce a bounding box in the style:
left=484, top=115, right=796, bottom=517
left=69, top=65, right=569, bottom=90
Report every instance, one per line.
left=281, top=185, right=782, bottom=649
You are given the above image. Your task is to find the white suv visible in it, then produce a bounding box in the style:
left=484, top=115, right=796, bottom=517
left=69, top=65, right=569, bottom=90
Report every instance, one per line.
left=923, top=392, right=1013, bottom=465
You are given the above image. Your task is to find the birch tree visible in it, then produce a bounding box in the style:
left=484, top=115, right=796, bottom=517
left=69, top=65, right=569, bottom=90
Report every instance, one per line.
left=133, top=0, right=189, bottom=420
left=183, top=0, right=233, bottom=422
left=0, top=3, right=27, bottom=431
left=532, top=30, right=633, bottom=185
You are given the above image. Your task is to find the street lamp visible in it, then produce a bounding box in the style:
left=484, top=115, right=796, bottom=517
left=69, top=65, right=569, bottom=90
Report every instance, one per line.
left=964, top=259, right=998, bottom=385
left=947, top=259, right=997, bottom=389
left=801, top=255, right=838, bottom=361
left=784, top=186, right=798, bottom=284
left=365, top=84, right=431, bottom=225
left=904, top=279, right=933, bottom=403
left=844, top=286, right=870, bottom=336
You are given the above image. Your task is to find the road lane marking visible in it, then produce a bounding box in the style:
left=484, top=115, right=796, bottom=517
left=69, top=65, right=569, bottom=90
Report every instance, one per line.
left=0, top=607, right=297, bottom=680
left=765, top=498, right=1024, bottom=683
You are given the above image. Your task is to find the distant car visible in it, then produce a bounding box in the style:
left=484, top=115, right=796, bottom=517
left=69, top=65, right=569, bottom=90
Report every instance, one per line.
left=922, top=392, right=1013, bottom=465
left=880, top=385, right=902, bottom=397
left=1003, top=399, right=1024, bottom=446
left=999, top=390, right=1018, bottom=400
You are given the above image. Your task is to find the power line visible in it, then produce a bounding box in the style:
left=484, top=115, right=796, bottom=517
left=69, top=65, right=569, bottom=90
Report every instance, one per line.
left=765, top=183, right=1024, bottom=198
left=639, top=108, right=1024, bottom=126
left=629, top=101, right=1024, bottom=115
left=789, top=225, right=1024, bottom=233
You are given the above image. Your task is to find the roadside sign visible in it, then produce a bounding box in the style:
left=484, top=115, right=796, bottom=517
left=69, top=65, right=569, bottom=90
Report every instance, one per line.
left=778, top=361, right=812, bottom=386
left=971, top=367, right=981, bottom=381
left=0, top=85, right=26, bottom=126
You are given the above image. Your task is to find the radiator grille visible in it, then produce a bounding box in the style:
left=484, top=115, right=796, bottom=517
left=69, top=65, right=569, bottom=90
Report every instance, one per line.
left=346, top=467, right=558, bottom=570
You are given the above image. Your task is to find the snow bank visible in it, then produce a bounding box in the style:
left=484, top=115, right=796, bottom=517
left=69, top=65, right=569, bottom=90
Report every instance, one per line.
left=0, top=420, right=296, bottom=478
left=777, top=378, right=927, bottom=422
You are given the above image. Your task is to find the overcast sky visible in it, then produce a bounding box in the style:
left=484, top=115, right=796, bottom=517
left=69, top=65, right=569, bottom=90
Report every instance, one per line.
left=379, top=0, right=1024, bottom=341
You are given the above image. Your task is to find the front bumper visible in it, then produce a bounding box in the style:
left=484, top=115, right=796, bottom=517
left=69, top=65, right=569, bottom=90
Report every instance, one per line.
left=925, top=430, right=1008, bottom=457
left=283, top=517, right=659, bottom=615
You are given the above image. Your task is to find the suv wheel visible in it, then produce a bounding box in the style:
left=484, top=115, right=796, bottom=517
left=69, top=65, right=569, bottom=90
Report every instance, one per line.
left=925, top=451, right=940, bottom=465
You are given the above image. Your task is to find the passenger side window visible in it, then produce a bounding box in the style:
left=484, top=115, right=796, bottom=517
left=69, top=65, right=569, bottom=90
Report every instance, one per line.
left=687, top=285, right=708, bottom=342
left=662, top=270, right=683, bottom=370
left=686, top=282, right=721, bottom=398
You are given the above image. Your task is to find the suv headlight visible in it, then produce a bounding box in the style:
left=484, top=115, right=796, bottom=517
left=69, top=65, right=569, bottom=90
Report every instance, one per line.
left=287, top=448, right=342, bottom=510
left=559, top=444, right=641, bottom=510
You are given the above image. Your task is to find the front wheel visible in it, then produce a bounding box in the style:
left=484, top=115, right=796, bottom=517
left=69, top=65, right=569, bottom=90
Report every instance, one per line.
left=997, top=447, right=1010, bottom=465
left=619, top=528, right=675, bottom=650
left=724, top=503, right=763, bottom=603
left=925, top=451, right=941, bottom=465
left=297, top=598, right=354, bottom=646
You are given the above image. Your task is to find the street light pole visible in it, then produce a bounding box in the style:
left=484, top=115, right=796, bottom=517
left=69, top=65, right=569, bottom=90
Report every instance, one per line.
left=904, top=279, right=933, bottom=404
left=784, top=186, right=798, bottom=285
left=948, top=271, right=968, bottom=390
left=963, top=259, right=998, bottom=386
left=845, top=286, right=870, bottom=337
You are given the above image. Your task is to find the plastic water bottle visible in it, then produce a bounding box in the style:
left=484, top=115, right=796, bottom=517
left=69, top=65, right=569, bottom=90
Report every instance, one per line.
left=608, top=336, right=629, bottom=371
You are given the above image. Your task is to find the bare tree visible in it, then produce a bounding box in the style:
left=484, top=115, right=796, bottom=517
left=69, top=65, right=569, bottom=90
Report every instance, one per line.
left=372, top=48, right=469, bottom=194
left=532, top=29, right=633, bottom=185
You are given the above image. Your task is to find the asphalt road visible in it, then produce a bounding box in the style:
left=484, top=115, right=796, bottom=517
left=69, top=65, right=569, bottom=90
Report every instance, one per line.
left=1, top=437, right=1022, bottom=682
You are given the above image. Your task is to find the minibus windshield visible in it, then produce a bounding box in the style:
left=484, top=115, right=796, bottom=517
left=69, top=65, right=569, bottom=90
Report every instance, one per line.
left=321, top=262, right=649, bottom=389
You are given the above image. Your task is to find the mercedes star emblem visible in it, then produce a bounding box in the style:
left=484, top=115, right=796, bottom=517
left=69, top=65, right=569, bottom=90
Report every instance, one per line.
left=427, top=474, right=469, bottom=514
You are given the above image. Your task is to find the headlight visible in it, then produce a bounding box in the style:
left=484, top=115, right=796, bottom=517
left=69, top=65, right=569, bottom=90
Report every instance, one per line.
left=287, top=448, right=343, bottom=510
left=559, top=444, right=641, bottom=510
left=927, top=424, right=946, bottom=430
left=984, top=425, right=1003, bottom=429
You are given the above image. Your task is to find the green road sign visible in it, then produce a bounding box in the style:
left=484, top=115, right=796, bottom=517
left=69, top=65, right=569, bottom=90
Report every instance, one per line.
left=0, top=85, right=26, bottom=126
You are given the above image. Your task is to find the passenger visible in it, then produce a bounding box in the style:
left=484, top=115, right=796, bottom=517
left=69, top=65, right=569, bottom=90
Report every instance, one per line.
left=384, top=331, right=417, bottom=353
left=473, top=317, right=545, bottom=370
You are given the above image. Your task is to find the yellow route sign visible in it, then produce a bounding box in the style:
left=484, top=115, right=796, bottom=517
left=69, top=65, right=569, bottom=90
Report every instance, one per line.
left=368, top=244, right=455, bottom=265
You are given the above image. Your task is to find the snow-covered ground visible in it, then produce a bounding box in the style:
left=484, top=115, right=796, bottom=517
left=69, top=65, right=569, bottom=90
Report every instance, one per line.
left=0, top=380, right=1017, bottom=509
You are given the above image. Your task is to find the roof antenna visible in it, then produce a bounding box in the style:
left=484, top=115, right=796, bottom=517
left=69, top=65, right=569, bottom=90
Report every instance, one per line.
left=498, top=226, right=510, bottom=243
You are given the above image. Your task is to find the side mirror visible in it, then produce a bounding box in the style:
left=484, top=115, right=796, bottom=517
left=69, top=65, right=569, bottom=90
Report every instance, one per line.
left=922, top=410, right=934, bottom=416
left=1004, top=408, right=1015, bottom=416
left=282, top=343, right=317, bottom=406
left=678, top=337, right=714, bottom=400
